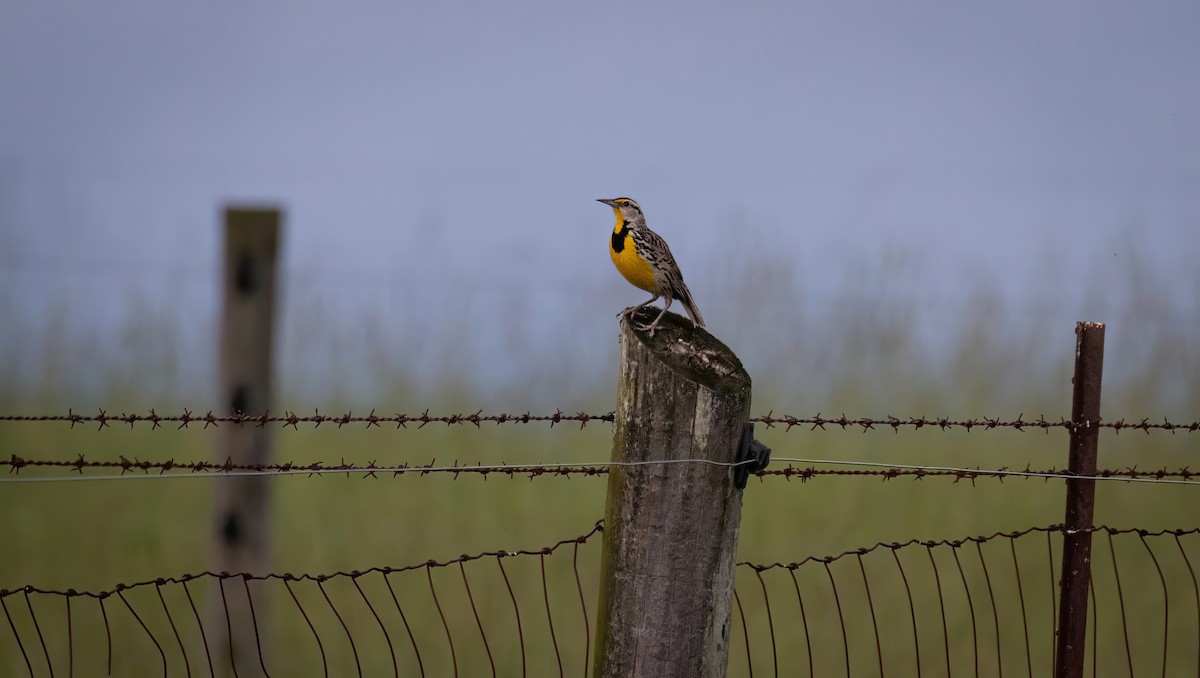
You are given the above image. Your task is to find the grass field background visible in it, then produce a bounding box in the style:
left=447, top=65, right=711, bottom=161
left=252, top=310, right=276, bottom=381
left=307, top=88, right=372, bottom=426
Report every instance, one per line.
left=3, top=256, right=1197, bottom=676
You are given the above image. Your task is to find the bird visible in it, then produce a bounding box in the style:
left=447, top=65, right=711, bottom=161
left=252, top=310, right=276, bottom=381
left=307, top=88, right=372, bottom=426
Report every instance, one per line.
left=597, top=197, right=704, bottom=336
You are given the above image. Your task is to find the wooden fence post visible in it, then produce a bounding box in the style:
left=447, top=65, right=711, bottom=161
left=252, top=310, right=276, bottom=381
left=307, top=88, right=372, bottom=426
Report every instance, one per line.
left=593, top=308, right=753, bottom=678
left=1054, top=321, right=1105, bottom=678
left=213, top=206, right=281, bottom=676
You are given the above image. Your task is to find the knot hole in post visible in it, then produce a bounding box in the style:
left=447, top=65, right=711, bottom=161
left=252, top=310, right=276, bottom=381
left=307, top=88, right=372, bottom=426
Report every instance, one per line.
left=230, top=384, right=248, bottom=414
left=234, top=254, right=256, bottom=294
left=222, top=511, right=241, bottom=544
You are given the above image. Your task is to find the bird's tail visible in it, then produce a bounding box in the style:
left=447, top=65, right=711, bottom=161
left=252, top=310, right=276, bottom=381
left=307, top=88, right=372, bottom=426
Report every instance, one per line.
left=673, top=281, right=705, bottom=328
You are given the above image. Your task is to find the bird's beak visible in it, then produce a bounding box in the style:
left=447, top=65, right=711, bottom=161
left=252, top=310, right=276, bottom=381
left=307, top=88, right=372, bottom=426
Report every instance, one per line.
left=597, top=198, right=616, bottom=207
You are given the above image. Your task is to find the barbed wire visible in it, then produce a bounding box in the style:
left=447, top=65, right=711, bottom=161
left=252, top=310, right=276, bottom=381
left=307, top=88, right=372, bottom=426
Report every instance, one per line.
left=755, top=412, right=1200, bottom=434
left=1, top=408, right=1197, bottom=432
left=769, top=458, right=1200, bottom=485
left=3, top=454, right=1197, bottom=485
left=0, top=408, right=613, bottom=430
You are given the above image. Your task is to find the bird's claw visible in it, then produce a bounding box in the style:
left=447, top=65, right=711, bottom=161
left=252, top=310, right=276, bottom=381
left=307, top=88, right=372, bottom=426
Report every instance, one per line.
left=634, top=322, right=659, bottom=337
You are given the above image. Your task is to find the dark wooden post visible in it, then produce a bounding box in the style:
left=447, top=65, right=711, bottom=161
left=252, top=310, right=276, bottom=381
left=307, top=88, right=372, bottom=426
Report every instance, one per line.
left=213, top=206, right=281, bottom=676
left=1054, top=322, right=1105, bottom=678
left=593, top=308, right=753, bottom=678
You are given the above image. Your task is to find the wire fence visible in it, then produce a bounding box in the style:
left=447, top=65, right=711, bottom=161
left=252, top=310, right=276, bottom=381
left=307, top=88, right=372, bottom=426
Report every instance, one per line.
left=733, top=524, right=1200, bottom=678
left=7, top=195, right=1197, bottom=676
left=3, top=454, right=1200, bottom=486
left=2, top=409, right=1198, bottom=433
left=3, top=405, right=1197, bottom=675
left=3, top=522, right=602, bottom=678
left=4, top=522, right=1198, bottom=677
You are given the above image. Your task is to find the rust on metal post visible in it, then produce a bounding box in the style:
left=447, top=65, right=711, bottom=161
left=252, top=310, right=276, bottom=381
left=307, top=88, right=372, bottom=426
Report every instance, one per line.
left=593, top=308, right=753, bottom=678
left=1054, top=322, right=1105, bottom=678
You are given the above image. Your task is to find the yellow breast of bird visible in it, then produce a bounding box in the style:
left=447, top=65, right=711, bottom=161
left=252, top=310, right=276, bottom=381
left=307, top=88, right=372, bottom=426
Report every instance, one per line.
left=611, top=226, right=658, bottom=293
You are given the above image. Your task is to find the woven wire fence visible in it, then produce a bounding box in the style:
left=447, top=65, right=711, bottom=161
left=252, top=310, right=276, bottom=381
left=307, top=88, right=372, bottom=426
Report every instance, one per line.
left=733, top=525, right=1200, bottom=678
left=3, top=523, right=1198, bottom=677
left=5, top=522, right=608, bottom=678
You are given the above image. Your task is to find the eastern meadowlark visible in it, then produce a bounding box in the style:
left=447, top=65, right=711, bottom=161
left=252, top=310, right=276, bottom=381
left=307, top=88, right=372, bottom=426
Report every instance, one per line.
left=598, top=197, right=704, bottom=336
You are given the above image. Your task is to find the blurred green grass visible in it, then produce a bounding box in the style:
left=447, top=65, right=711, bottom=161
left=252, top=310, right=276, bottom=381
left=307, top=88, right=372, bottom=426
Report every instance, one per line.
left=2, top=261, right=1198, bottom=675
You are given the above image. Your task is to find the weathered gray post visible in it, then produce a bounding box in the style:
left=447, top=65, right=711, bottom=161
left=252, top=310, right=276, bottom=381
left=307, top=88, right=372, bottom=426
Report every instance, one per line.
left=213, top=206, right=281, bottom=676
left=1054, top=321, right=1105, bottom=678
left=593, top=308, right=753, bottom=678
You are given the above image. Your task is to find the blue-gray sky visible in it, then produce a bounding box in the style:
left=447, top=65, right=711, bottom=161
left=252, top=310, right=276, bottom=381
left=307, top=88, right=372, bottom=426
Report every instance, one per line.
left=2, top=1, right=1198, bottom=401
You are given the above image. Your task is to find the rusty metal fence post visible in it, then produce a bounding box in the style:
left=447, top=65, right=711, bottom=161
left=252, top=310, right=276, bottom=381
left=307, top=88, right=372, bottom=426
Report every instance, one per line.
left=593, top=309, right=754, bottom=678
left=1055, top=322, right=1105, bottom=678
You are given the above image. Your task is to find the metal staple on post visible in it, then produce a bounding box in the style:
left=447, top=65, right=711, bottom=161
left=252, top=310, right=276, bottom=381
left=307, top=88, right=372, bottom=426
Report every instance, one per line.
left=1055, top=321, right=1105, bottom=678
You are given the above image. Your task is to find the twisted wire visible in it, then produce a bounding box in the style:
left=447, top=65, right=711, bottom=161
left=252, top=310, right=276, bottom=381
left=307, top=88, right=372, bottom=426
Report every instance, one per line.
left=0, top=408, right=1196, bottom=433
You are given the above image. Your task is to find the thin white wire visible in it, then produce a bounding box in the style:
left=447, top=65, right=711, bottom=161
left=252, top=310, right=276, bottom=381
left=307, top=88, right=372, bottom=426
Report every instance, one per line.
left=2, top=456, right=1197, bottom=486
